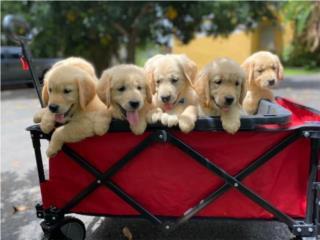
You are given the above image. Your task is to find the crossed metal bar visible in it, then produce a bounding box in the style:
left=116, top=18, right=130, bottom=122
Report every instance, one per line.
left=172, top=131, right=300, bottom=228
left=60, top=132, right=162, bottom=224
left=41, top=129, right=306, bottom=232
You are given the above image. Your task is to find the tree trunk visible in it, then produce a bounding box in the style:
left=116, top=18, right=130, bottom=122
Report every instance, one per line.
left=126, top=33, right=136, bottom=63
left=90, top=45, right=112, bottom=76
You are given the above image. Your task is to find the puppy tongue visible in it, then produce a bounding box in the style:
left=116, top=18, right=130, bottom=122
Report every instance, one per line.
left=222, top=107, right=230, bottom=112
left=163, top=103, right=174, bottom=112
left=55, top=114, right=65, bottom=123
left=126, top=111, right=139, bottom=126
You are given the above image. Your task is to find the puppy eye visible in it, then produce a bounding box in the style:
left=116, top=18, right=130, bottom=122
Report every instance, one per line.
left=171, top=78, right=178, bottom=84
left=258, top=69, right=264, bottom=73
left=271, top=66, right=276, bottom=70
left=235, top=81, right=239, bottom=86
left=137, top=86, right=142, bottom=90
left=156, top=80, right=161, bottom=85
left=118, top=86, right=126, bottom=92
left=63, top=89, right=72, bottom=94
left=49, top=88, right=52, bottom=93
left=215, top=80, right=222, bottom=85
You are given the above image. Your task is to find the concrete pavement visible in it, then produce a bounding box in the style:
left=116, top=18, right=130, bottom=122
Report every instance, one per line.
left=1, top=74, right=319, bottom=240
left=273, top=74, right=320, bottom=110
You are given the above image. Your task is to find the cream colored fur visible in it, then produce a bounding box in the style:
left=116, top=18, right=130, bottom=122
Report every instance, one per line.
left=144, top=54, right=198, bottom=133
left=241, top=51, right=284, bottom=115
left=195, top=58, right=246, bottom=134
left=33, top=57, right=110, bottom=157
left=96, top=64, right=159, bottom=135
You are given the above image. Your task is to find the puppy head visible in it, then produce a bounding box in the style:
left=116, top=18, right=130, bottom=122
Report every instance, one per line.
left=145, top=54, right=197, bottom=107
left=242, top=51, right=284, bottom=89
left=42, top=65, right=96, bottom=122
left=51, top=57, right=98, bottom=81
left=196, top=58, right=246, bottom=112
left=97, top=65, right=151, bottom=123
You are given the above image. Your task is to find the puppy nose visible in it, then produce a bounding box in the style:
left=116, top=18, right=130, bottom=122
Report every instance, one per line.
left=224, top=96, right=234, bottom=105
left=268, top=79, right=275, bottom=86
left=129, top=101, right=140, bottom=109
left=161, top=95, right=171, bottom=103
left=49, top=104, right=59, bottom=113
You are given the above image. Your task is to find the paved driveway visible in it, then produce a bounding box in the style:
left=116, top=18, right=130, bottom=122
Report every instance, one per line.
left=1, top=74, right=319, bottom=240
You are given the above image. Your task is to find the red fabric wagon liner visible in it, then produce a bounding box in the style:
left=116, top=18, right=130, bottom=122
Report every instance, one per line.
left=41, top=130, right=309, bottom=219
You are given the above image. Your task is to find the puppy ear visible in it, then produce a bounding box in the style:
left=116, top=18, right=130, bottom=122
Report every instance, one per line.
left=241, top=60, right=255, bottom=87
left=146, top=83, right=153, bottom=104
left=41, top=69, right=53, bottom=106
left=144, top=55, right=163, bottom=95
left=77, top=71, right=96, bottom=110
left=41, top=80, right=49, bottom=106
left=178, top=54, right=198, bottom=86
left=274, top=54, right=284, bottom=80
left=145, top=70, right=156, bottom=95
left=97, top=69, right=112, bottom=107
left=237, top=66, right=247, bottom=104
left=195, top=70, right=210, bottom=107
left=239, top=77, right=247, bottom=105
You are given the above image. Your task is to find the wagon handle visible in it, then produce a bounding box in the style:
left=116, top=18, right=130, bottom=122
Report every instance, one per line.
left=2, top=14, right=44, bottom=107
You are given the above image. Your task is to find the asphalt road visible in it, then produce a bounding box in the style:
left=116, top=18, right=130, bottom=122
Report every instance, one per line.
left=1, top=74, right=319, bottom=240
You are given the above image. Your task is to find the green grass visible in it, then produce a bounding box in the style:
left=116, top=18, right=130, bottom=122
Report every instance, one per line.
left=136, top=44, right=161, bottom=67
left=284, top=67, right=320, bottom=76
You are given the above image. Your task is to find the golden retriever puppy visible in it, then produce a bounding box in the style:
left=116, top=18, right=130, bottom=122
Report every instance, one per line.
left=144, top=54, right=198, bottom=133
left=33, top=57, right=100, bottom=127
left=241, top=51, right=284, bottom=114
left=34, top=57, right=110, bottom=157
left=96, top=64, right=158, bottom=135
left=195, top=58, right=246, bottom=134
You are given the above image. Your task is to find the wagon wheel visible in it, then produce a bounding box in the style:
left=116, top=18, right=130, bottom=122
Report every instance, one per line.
left=49, top=216, right=86, bottom=240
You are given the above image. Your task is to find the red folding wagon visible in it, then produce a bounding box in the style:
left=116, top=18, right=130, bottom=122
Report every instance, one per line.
left=5, top=15, right=319, bottom=240
left=26, top=97, right=320, bottom=240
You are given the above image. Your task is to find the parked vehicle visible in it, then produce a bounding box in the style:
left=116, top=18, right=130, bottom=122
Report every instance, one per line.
left=1, top=46, right=61, bottom=86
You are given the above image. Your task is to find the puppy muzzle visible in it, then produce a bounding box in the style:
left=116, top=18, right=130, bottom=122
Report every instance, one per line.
left=129, top=101, right=140, bottom=110
left=119, top=102, right=142, bottom=126
left=268, top=79, right=276, bottom=87
left=123, top=100, right=143, bottom=112
left=161, top=95, right=171, bottom=103
left=49, top=104, right=59, bottom=113
left=51, top=104, right=74, bottom=124
left=212, top=96, right=235, bottom=112
left=224, top=96, right=234, bottom=106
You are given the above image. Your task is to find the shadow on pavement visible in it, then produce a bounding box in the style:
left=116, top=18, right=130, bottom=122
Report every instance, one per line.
left=85, top=217, right=292, bottom=240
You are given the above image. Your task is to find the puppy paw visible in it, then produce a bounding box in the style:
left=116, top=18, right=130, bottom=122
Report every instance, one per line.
left=40, top=122, right=55, bottom=134
left=160, top=113, right=169, bottom=125
left=33, top=113, right=42, bottom=124
left=151, top=111, right=162, bottom=123
left=222, top=119, right=240, bottom=134
left=131, top=121, right=147, bottom=135
left=94, top=112, right=110, bottom=136
left=46, top=145, right=60, bottom=158
left=95, top=124, right=109, bottom=136
left=33, top=108, right=46, bottom=123
left=179, top=115, right=195, bottom=133
left=167, top=115, right=179, bottom=127
left=161, top=113, right=178, bottom=127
